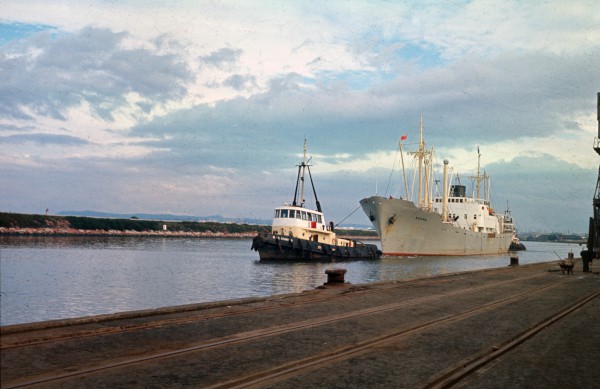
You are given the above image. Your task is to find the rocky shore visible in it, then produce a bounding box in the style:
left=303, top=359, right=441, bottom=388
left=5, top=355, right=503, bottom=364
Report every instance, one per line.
left=0, top=227, right=377, bottom=240
left=0, top=227, right=258, bottom=238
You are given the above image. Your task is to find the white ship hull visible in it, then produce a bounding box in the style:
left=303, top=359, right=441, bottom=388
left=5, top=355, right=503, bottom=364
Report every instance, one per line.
left=360, top=196, right=513, bottom=256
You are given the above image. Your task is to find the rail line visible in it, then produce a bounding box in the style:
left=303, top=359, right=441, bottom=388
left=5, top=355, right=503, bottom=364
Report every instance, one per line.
left=205, top=278, right=596, bottom=389
left=1, top=266, right=540, bottom=349
left=2, top=272, right=580, bottom=389
left=422, top=288, right=600, bottom=389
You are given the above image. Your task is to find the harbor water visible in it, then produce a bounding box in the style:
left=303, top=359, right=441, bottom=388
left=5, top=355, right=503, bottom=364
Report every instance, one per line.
left=0, top=236, right=582, bottom=326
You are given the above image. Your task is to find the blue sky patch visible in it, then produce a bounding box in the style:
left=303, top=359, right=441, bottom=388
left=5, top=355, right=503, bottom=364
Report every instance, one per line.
left=0, top=21, right=57, bottom=45
left=397, top=42, right=444, bottom=68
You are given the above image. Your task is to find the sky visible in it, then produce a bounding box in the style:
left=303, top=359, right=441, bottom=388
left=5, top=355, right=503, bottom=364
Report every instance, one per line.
left=1, top=0, right=599, bottom=233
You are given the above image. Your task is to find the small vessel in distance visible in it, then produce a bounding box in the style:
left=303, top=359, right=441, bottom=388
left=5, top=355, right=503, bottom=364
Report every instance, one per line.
left=360, top=118, right=517, bottom=256
left=252, top=142, right=381, bottom=261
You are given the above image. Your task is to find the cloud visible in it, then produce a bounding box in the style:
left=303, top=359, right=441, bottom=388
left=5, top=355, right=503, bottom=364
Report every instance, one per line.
left=1, top=1, right=599, bottom=233
left=484, top=155, right=596, bottom=233
left=223, top=74, right=257, bottom=91
left=127, top=42, right=599, bottom=174
left=0, top=123, right=36, bottom=133
left=199, top=48, right=242, bottom=69
left=0, top=26, right=193, bottom=121
left=0, top=132, right=89, bottom=145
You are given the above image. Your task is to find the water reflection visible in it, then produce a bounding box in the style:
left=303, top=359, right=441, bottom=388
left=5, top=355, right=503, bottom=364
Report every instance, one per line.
left=0, top=236, right=582, bottom=326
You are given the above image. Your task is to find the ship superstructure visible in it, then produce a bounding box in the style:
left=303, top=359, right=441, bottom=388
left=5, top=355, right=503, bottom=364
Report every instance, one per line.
left=360, top=118, right=515, bottom=256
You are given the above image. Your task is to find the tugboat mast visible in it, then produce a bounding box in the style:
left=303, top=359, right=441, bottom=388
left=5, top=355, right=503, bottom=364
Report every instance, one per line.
left=292, top=140, right=322, bottom=213
left=299, top=141, right=307, bottom=207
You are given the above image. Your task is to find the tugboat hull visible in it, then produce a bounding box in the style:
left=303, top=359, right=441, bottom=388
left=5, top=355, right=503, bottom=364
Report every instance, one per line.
left=251, top=233, right=381, bottom=261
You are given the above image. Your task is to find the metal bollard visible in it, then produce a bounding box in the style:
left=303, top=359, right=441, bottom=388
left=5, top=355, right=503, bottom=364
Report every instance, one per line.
left=581, top=250, right=592, bottom=272
left=510, top=256, right=519, bottom=266
left=325, top=268, right=347, bottom=284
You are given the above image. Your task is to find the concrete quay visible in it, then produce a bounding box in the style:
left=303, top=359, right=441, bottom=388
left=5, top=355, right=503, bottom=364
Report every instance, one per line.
left=1, top=259, right=599, bottom=388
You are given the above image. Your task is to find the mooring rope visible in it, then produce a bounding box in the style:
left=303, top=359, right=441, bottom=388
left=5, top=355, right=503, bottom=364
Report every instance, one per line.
left=335, top=204, right=363, bottom=228
left=384, top=142, right=402, bottom=196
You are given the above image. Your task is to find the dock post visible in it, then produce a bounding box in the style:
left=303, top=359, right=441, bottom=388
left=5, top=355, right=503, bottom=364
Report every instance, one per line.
left=325, top=268, right=347, bottom=284
left=581, top=250, right=592, bottom=272
left=510, top=256, right=519, bottom=266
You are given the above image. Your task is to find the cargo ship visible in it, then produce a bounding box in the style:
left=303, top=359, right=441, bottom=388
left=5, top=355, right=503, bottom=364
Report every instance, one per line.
left=360, top=118, right=517, bottom=256
left=252, top=142, right=381, bottom=261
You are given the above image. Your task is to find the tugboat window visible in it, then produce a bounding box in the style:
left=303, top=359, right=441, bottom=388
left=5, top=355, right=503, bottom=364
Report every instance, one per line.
left=275, top=209, right=280, bottom=218
left=317, top=215, right=322, bottom=223
left=281, top=209, right=288, bottom=218
left=289, top=210, right=295, bottom=218
left=296, top=211, right=302, bottom=219
left=302, top=212, right=307, bottom=220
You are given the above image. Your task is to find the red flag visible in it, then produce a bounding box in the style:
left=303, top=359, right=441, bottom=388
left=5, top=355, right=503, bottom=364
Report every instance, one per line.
left=400, top=134, right=408, bottom=141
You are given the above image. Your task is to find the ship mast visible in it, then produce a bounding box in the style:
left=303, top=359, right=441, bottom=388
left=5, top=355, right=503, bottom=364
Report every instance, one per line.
left=476, top=146, right=481, bottom=200
left=410, top=114, right=434, bottom=209
left=291, top=140, right=321, bottom=212
left=300, top=140, right=307, bottom=207
left=417, top=115, right=424, bottom=207
left=292, top=140, right=308, bottom=207
left=400, top=143, right=409, bottom=200
left=471, top=146, right=488, bottom=202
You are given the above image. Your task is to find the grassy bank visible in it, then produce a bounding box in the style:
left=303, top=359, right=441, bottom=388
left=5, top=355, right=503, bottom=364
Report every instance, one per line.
left=0, top=212, right=378, bottom=238
left=0, top=212, right=265, bottom=235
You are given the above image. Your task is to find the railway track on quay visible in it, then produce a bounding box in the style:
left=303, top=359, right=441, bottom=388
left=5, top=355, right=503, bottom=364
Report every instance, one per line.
left=2, top=261, right=599, bottom=388
left=0, top=265, right=541, bottom=349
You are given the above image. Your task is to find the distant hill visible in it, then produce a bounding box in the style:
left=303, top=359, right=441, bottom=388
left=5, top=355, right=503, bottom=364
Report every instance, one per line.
left=57, top=210, right=271, bottom=225
left=522, top=232, right=587, bottom=243
left=0, top=212, right=267, bottom=234
left=55, top=210, right=373, bottom=230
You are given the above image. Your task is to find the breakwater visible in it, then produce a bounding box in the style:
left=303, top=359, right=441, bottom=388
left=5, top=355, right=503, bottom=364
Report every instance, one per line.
left=0, top=211, right=266, bottom=236
left=0, top=227, right=258, bottom=238
left=0, top=211, right=377, bottom=239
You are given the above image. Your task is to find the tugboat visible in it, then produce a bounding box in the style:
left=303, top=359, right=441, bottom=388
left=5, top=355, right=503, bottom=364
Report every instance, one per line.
left=504, top=206, right=526, bottom=251
left=251, top=142, right=381, bottom=261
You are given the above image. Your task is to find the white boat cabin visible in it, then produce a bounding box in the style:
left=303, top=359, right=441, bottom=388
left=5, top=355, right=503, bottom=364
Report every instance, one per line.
left=271, top=205, right=355, bottom=247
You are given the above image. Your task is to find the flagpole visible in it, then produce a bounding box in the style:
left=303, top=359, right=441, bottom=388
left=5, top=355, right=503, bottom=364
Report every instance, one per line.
left=400, top=142, right=408, bottom=199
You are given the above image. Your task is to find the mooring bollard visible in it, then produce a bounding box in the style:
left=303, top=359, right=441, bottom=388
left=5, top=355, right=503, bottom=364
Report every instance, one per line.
left=325, top=268, right=347, bottom=284
left=510, top=256, right=519, bottom=266
left=581, top=250, right=592, bottom=272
